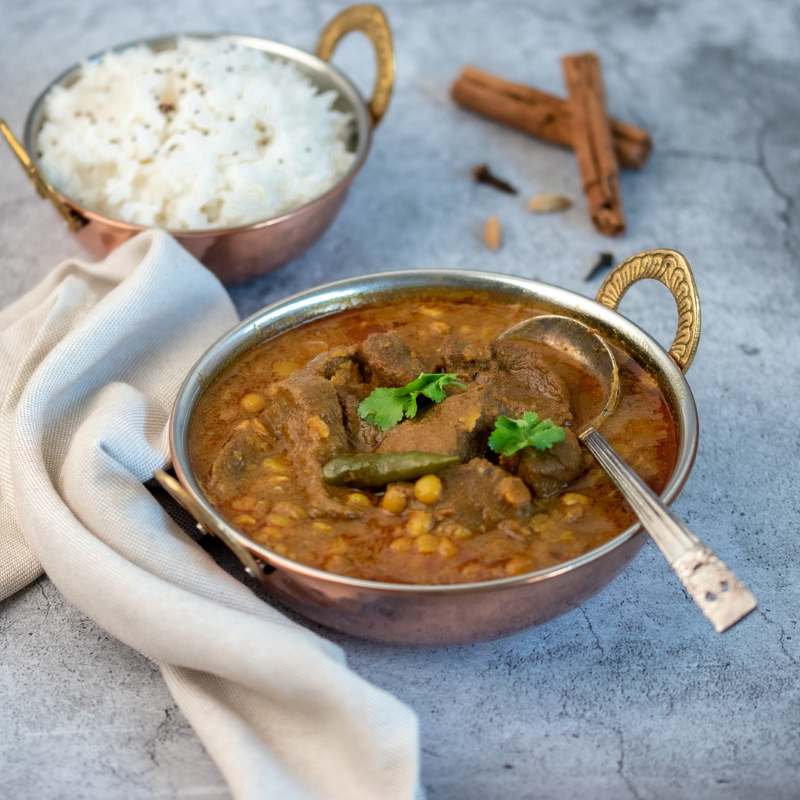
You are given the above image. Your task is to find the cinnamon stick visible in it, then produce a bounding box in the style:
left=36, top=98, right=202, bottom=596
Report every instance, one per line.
left=451, top=65, right=651, bottom=170
left=561, top=52, right=625, bottom=236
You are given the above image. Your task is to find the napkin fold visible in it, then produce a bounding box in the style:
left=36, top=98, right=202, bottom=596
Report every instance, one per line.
left=0, top=231, right=420, bottom=799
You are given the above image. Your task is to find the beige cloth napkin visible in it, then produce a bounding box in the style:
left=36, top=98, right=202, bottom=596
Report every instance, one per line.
left=0, top=230, right=420, bottom=799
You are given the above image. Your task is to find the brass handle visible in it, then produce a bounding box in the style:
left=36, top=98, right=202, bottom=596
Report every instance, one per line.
left=0, top=118, right=86, bottom=232
left=315, top=4, right=395, bottom=126
left=154, top=469, right=266, bottom=580
left=595, top=249, right=701, bottom=372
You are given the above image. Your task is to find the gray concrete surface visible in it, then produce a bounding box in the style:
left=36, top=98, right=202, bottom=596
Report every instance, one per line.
left=1, top=0, right=799, bottom=797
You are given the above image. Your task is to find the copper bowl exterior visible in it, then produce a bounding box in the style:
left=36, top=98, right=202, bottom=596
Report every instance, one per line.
left=3, top=6, right=395, bottom=284
left=157, top=251, right=702, bottom=645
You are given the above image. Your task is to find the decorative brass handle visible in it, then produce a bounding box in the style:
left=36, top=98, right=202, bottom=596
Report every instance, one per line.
left=316, top=4, right=395, bottom=126
left=154, top=468, right=266, bottom=579
left=0, top=118, right=86, bottom=232
left=596, top=249, right=701, bottom=372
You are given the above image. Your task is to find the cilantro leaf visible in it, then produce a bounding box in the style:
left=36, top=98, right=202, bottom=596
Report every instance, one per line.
left=358, top=372, right=465, bottom=431
left=418, top=373, right=463, bottom=403
left=488, top=411, right=567, bottom=456
left=356, top=388, right=407, bottom=431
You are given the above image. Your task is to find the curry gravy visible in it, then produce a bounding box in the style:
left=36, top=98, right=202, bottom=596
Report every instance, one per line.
left=189, top=292, right=677, bottom=584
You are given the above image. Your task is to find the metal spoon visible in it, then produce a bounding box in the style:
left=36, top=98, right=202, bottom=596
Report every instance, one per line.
left=499, top=314, right=756, bottom=633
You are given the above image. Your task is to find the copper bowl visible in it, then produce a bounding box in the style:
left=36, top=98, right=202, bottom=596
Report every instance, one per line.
left=1, top=4, right=395, bottom=284
left=156, top=249, right=702, bottom=645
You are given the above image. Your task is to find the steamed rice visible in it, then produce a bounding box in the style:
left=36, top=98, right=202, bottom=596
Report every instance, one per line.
left=37, top=38, right=356, bottom=230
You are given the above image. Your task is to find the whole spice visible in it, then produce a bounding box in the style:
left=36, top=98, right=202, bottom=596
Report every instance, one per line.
left=472, top=163, right=518, bottom=194
left=451, top=66, right=651, bottom=170
left=527, top=193, right=572, bottom=213
left=483, top=215, right=502, bottom=250
left=561, top=53, right=625, bottom=236
left=584, top=251, right=615, bottom=281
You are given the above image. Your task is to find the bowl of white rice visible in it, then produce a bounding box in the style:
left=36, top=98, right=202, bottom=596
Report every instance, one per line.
left=2, top=5, right=394, bottom=283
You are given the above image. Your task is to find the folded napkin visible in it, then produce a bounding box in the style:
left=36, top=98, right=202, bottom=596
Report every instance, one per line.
left=0, top=231, right=420, bottom=799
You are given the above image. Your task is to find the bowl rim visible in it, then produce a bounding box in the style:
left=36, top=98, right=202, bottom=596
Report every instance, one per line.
left=168, top=268, right=700, bottom=595
left=23, top=32, right=374, bottom=237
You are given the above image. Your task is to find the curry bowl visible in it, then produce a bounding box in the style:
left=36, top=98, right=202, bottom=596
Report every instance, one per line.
left=0, top=4, right=394, bottom=284
left=157, top=249, right=701, bottom=645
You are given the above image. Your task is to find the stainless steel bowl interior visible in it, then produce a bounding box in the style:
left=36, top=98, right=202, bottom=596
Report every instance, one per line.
left=22, top=33, right=372, bottom=234
left=169, top=269, right=699, bottom=595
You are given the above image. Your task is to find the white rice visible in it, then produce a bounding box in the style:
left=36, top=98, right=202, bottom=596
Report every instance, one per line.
left=37, top=38, right=356, bottom=230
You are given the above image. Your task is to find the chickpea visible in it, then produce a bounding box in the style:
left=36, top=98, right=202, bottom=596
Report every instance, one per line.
left=240, top=392, right=266, bottom=414
left=390, top=537, right=412, bottom=553
left=530, top=513, right=551, bottom=533
left=272, top=501, right=306, bottom=520
left=563, top=504, right=585, bottom=523
left=261, top=457, right=288, bottom=474
left=406, top=510, right=434, bottom=537
left=273, top=360, right=299, bottom=378
left=307, top=415, right=330, bottom=439
left=346, top=492, right=373, bottom=509
left=312, top=521, right=332, bottom=533
left=414, top=474, right=442, bottom=505
left=230, top=495, right=257, bottom=511
left=256, top=525, right=281, bottom=540
left=233, top=513, right=256, bottom=527
left=451, top=525, right=473, bottom=540
left=416, top=534, right=439, bottom=554
left=438, top=537, right=458, bottom=557
left=460, top=562, right=481, bottom=579
left=381, top=484, right=408, bottom=514
left=561, top=492, right=591, bottom=507
left=266, top=513, right=292, bottom=528
left=325, top=555, right=350, bottom=573
left=498, top=477, right=531, bottom=506
left=505, top=556, right=534, bottom=576
left=327, top=536, right=348, bottom=555
left=438, top=520, right=473, bottom=540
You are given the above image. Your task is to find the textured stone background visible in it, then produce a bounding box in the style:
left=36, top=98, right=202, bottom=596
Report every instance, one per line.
left=1, top=1, right=799, bottom=798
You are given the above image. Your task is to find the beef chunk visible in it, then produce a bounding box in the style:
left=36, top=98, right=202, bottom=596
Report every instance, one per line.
left=377, top=382, right=492, bottom=459
left=483, top=367, right=573, bottom=427
left=516, top=429, right=585, bottom=497
left=358, top=331, right=428, bottom=386
left=301, top=346, right=382, bottom=451
left=441, top=337, right=492, bottom=378
left=304, top=345, right=360, bottom=380
left=208, top=418, right=274, bottom=500
left=267, top=371, right=352, bottom=515
left=491, top=338, right=572, bottom=421
left=437, top=458, right=532, bottom=531
left=338, top=386, right=383, bottom=451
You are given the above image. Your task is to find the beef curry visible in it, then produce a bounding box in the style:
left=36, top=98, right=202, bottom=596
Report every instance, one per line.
left=189, top=291, right=677, bottom=584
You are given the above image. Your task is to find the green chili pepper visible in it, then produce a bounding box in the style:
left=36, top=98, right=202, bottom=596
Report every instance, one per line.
left=322, top=452, right=460, bottom=487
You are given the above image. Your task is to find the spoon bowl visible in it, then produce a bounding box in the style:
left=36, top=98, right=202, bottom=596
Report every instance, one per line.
left=499, top=314, right=620, bottom=432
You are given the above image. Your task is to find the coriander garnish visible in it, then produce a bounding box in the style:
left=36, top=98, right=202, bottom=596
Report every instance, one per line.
left=488, top=411, right=566, bottom=456
left=358, top=372, right=465, bottom=431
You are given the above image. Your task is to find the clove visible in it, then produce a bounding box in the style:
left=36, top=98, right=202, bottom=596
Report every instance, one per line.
left=472, top=164, right=518, bottom=195
left=584, top=252, right=615, bottom=282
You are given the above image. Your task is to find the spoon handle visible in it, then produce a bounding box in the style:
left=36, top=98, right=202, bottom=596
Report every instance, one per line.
left=581, top=427, right=757, bottom=632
